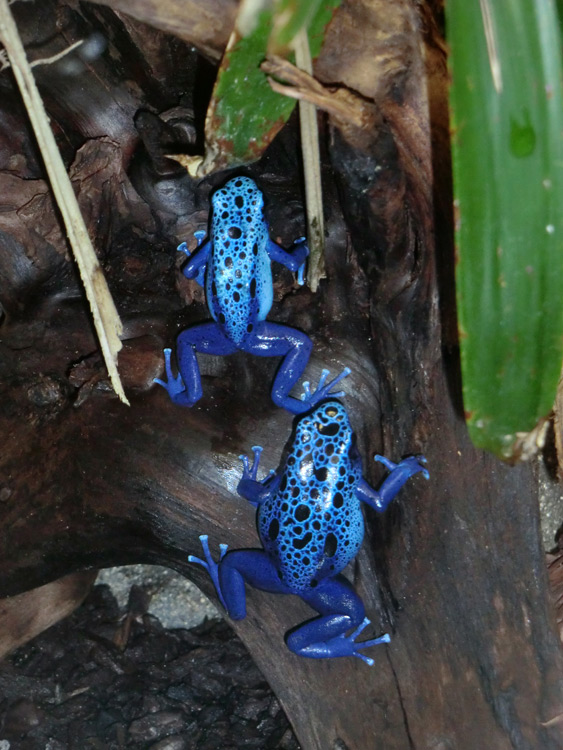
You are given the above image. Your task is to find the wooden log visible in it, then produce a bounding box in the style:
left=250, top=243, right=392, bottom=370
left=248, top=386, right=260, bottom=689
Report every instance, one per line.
left=0, top=0, right=562, bottom=747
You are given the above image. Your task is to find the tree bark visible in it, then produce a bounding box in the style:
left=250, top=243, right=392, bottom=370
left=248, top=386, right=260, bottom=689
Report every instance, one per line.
left=1, top=1, right=562, bottom=748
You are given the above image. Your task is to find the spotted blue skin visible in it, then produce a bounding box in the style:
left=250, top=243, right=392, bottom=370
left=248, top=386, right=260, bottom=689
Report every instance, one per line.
left=154, top=176, right=350, bottom=414
left=206, top=178, right=273, bottom=346
left=257, top=400, right=364, bottom=592
left=189, top=400, right=429, bottom=664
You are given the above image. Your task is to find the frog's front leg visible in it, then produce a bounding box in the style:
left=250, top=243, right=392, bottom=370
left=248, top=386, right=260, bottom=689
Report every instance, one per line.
left=237, top=446, right=279, bottom=508
left=154, top=322, right=237, bottom=406
left=244, top=321, right=350, bottom=414
left=267, top=237, right=309, bottom=274
left=179, top=231, right=210, bottom=287
left=356, top=455, right=429, bottom=513
left=286, top=576, right=389, bottom=665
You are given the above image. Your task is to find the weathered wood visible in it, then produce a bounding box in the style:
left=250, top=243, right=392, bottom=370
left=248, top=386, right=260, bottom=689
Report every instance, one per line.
left=0, top=572, right=96, bottom=658
left=1, top=1, right=562, bottom=748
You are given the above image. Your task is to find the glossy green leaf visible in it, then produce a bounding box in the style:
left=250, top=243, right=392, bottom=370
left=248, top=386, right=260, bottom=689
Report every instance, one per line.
left=201, top=0, right=340, bottom=174
left=447, top=0, right=563, bottom=458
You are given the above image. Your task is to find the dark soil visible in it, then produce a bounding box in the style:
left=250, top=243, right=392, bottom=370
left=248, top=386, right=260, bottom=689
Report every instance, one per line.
left=0, top=584, right=299, bottom=750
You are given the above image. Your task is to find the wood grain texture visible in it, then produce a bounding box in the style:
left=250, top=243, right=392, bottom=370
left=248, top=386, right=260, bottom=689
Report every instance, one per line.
left=0, top=1, right=562, bottom=748
left=88, top=0, right=236, bottom=60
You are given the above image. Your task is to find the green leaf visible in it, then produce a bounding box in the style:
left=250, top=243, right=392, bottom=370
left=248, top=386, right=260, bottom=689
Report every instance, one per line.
left=201, top=0, right=340, bottom=174
left=447, top=0, right=563, bottom=458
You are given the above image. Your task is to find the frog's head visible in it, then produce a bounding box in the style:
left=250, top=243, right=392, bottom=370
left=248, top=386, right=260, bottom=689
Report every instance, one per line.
left=212, top=176, right=264, bottom=218
left=295, top=399, right=354, bottom=453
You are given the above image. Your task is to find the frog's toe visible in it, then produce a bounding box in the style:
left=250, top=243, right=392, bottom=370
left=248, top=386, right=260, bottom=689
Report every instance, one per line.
left=374, top=454, right=397, bottom=471
left=303, top=366, right=351, bottom=406
left=400, top=455, right=430, bottom=480
left=177, top=241, right=190, bottom=256
left=188, top=535, right=228, bottom=609
left=239, top=446, right=263, bottom=480
left=345, top=618, right=390, bottom=665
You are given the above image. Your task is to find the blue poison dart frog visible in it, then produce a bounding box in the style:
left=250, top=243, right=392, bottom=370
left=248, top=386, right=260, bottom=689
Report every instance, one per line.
left=189, top=400, right=429, bottom=665
left=154, top=176, right=350, bottom=414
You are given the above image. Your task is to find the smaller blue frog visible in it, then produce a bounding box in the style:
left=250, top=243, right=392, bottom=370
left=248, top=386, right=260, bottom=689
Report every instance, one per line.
left=189, top=400, right=429, bottom=664
left=154, top=176, right=349, bottom=414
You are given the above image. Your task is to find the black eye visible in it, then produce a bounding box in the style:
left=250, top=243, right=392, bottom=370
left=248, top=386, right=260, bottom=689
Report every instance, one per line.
left=228, top=226, right=242, bottom=239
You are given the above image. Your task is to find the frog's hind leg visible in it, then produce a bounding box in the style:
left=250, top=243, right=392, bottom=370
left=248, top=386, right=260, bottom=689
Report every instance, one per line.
left=219, top=549, right=292, bottom=620
left=286, top=576, right=390, bottom=665
left=155, top=323, right=237, bottom=406
left=246, top=322, right=349, bottom=414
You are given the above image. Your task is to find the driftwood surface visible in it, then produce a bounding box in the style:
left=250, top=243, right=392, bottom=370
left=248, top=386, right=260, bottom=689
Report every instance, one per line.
left=1, top=1, right=563, bottom=748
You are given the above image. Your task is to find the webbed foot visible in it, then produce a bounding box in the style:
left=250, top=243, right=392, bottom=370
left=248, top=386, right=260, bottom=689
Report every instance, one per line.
left=338, top=618, right=391, bottom=666
left=153, top=348, right=197, bottom=406
left=288, top=617, right=390, bottom=665
left=301, top=367, right=352, bottom=407
left=188, top=534, right=228, bottom=609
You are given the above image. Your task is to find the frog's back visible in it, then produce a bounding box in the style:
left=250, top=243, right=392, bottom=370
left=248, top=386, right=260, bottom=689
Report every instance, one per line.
left=257, top=401, right=364, bottom=593
left=207, top=177, right=273, bottom=346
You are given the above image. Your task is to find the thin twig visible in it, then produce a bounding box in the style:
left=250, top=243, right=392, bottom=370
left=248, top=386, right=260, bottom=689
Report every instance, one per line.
left=0, top=38, right=84, bottom=71
left=291, top=27, right=325, bottom=292
left=0, top=0, right=129, bottom=405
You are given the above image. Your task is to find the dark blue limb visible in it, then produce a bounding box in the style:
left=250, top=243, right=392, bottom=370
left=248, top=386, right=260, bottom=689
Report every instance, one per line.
left=266, top=237, right=309, bottom=272
left=356, top=455, right=429, bottom=512
left=179, top=231, right=209, bottom=286
left=219, top=549, right=292, bottom=619
left=189, top=539, right=293, bottom=621
left=188, top=534, right=229, bottom=609
left=244, top=321, right=350, bottom=414
left=237, top=446, right=280, bottom=508
left=286, top=576, right=390, bottom=665
left=154, top=322, right=237, bottom=406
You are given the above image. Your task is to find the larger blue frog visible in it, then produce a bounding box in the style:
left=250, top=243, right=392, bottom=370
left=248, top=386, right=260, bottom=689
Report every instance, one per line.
left=189, top=400, right=429, bottom=664
left=155, top=176, right=349, bottom=414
